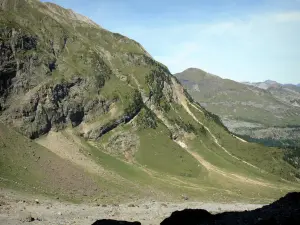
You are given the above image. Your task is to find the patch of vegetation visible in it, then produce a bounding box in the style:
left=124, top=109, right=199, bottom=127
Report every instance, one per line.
left=159, top=96, right=171, bottom=112
left=92, top=53, right=112, bottom=88
left=284, top=148, right=300, bottom=170
left=136, top=107, right=157, bottom=129
left=124, top=89, right=144, bottom=116
left=146, top=68, right=171, bottom=107
left=165, top=103, right=206, bottom=136
left=202, top=105, right=230, bottom=132
left=238, top=135, right=300, bottom=149
left=236, top=134, right=300, bottom=170
left=169, top=118, right=205, bottom=135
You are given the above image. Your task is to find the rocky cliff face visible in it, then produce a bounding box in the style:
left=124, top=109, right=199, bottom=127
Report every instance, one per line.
left=0, top=24, right=108, bottom=138
left=0, top=0, right=182, bottom=140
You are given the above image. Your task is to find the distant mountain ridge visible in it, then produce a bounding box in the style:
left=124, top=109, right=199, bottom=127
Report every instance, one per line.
left=175, top=68, right=300, bottom=149
left=244, top=80, right=299, bottom=91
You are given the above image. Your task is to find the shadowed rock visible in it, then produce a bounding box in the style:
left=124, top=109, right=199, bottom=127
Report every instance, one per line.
left=91, top=219, right=141, bottom=225
left=161, top=192, right=300, bottom=225
left=161, top=209, right=212, bottom=225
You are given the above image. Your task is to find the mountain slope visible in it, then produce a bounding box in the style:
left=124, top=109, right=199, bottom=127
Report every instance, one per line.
left=175, top=68, right=300, bottom=148
left=0, top=0, right=300, bottom=202
left=245, top=81, right=300, bottom=107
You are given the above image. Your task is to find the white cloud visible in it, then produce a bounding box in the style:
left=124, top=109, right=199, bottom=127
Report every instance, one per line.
left=119, top=10, right=300, bottom=82
left=274, top=11, right=300, bottom=22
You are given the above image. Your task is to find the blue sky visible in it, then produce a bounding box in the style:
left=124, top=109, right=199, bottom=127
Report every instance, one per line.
left=42, top=0, right=300, bottom=83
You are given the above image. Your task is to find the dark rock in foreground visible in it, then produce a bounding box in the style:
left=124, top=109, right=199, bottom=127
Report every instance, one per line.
left=91, top=219, right=141, bottom=225
left=161, top=192, right=300, bottom=225
left=161, top=209, right=212, bottom=225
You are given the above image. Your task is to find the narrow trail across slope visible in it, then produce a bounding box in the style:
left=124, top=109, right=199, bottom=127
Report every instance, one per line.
left=175, top=140, right=275, bottom=188
left=188, top=103, right=248, bottom=142
left=169, top=79, right=287, bottom=188
left=232, top=134, right=248, bottom=143
left=188, top=102, right=258, bottom=169
left=171, top=79, right=259, bottom=170
left=135, top=162, right=247, bottom=195
left=139, top=166, right=206, bottom=191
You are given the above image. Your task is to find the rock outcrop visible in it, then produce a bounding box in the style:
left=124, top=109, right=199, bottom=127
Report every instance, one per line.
left=0, top=0, right=151, bottom=139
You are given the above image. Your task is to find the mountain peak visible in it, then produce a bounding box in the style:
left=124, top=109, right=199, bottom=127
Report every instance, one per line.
left=184, top=67, right=207, bottom=72
left=264, top=80, right=278, bottom=84
left=0, top=0, right=100, bottom=27
left=176, top=68, right=220, bottom=80
left=42, top=2, right=100, bottom=27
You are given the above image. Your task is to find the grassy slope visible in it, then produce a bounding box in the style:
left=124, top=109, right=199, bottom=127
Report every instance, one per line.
left=135, top=123, right=203, bottom=177
left=188, top=104, right=299, bottom=179
left=84, top=114, right=300, bottom=202
left=0, top=1, right=299, bottom=204
left=0, top=123, right=102, bottom=202
left=1, top=118, right=299, bottom=203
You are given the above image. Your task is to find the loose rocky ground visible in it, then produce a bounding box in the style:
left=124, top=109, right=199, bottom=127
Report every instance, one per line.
left=0, top=189, right=263, bottom=225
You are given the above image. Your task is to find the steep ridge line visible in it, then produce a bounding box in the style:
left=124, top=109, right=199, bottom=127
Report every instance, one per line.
left=188, top=103, right=247, bottom=143
left=171, top=79, right=259, bottom=170
left=169, top=79, right=294, bottom=188
left=128, top=73, right=178, bottom=132
left=187, top=101, right=259, bottom=169
left=169, top=81, right=277, bottom=187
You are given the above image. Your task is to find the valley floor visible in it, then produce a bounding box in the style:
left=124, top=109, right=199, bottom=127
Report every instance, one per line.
left=0, top=189, right=263, bottom=225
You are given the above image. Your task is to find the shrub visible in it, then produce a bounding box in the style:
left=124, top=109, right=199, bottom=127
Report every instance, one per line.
left=124, top=89, right=143, bottom=116
left=136, top=107, right=157, bottom=129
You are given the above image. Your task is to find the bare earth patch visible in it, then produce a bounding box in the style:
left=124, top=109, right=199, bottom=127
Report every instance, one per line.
left=36, top=131, right=106, bottom=176
left=0, top=190, right=263, bottom=225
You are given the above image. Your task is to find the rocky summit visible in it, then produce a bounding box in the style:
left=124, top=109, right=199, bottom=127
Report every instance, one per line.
left=0, top=0, right=300, bottom=207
